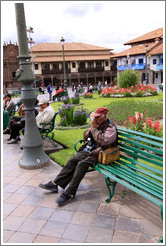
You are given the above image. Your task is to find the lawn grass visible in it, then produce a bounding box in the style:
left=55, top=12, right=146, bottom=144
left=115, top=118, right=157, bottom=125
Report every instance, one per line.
left=50, top=128, right=85, bottom=166
left=49, top=92, right=163, bottom=167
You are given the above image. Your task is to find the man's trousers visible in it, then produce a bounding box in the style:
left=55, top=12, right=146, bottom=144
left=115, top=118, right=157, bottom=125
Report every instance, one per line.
left=53, top=150, right=98, bottom=196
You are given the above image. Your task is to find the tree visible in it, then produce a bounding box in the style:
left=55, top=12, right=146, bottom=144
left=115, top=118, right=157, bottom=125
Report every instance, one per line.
left=119, top=69, right=139, bottom=88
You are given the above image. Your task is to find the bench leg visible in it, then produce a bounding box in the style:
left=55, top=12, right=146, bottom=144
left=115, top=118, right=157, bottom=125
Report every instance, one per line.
left=158, top=205, right=163, bottom=243
left=105, top=177, right=117, bottom=203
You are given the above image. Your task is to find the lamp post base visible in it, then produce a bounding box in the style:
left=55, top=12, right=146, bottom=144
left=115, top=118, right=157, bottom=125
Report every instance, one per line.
left=19, top=147, right=50, bottom=169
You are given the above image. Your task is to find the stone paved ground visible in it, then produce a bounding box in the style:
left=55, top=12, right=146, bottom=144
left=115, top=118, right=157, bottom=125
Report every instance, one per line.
left=3, top=133, right=163, bottom=244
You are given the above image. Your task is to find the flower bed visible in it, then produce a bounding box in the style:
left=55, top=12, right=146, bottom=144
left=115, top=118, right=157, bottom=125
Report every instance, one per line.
left=82, top=92, right=93, bottom=98
left=101, top=84, right=158, bottom=98
left=124, top=111, right=163, bottom=137
left=58, top=104, right=90, bottom=127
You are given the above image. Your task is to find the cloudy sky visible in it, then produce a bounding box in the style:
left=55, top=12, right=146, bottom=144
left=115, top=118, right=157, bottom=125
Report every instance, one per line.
left=1, top=1, right=165, bottom=52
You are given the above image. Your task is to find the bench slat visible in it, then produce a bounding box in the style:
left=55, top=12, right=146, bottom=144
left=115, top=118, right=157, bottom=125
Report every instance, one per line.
left=107, top=163, right=163, bottom=196
left=120, top=147, right=163, bottom=167
left=119, top=142, right=163, bottom=162
left=96, top=164, right=163, bottom=200
left=115, top=160, right=163, bottom=188
left=118, top=132, right=163, bottom=148
left=119, top=156, right=163, bottom=178
left=118, top=137, right=163, bottom=153
left=94, top=165, right=163, bottom=207
left=117, top=127, right=163, bottom=142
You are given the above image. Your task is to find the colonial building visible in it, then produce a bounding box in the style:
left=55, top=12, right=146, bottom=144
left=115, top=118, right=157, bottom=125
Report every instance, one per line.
left=114, top=28, right=163, bottom=85
left=31, top=43, right=117, bottom=87
left=3, top=42, right=21, bottom=89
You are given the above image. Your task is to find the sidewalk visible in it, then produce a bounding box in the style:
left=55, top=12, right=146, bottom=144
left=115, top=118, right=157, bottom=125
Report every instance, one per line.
left=3, top=134, right=163, bottom=244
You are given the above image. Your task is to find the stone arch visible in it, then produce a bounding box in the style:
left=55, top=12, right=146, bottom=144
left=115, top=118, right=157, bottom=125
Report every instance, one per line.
left=35, top=76, right=43, bottom=87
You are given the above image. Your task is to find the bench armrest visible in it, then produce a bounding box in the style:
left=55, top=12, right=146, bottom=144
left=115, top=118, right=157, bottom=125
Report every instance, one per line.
left=39, top=112, right=58, bottom=132
left=74, top=139, right=85, bottom=152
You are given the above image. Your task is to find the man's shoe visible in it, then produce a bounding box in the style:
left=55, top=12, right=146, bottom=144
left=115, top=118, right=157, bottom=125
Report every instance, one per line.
left=7, top=137, right=12, bottom=141
left=7, top=139, right=17, bottom=144
left=56, top=192, right=74, bottom=205
left=20, top=145, right=23, bottom=150
left=39, top=181, right=58, bottom=192
left=16, top=136, right=21, bottom=141
left=3, top=128, right=10, bottom=134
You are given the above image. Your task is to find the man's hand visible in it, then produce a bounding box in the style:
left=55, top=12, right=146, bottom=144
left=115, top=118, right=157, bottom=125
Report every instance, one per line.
left=38, top=106, right=43, bottom=112
left=91, top=118, right=98, bottom=131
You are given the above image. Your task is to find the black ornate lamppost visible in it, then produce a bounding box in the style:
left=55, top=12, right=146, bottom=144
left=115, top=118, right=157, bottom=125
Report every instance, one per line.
left=15, top=3, right=50, bottom=169
left=60, top=37, right=67, bottom=92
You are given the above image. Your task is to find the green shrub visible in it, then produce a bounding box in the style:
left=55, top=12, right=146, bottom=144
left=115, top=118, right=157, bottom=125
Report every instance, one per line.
left=123, top=92, right=132, bottom=97
left=58, top=104, right=74, bottom=126
left=119, top=69, right=139, bottom=88
left=150, top=90, right=158, bottom=96
left=135, top=91, right=144, bottom=97
left=58, top=104, right=89, bottom=126
left=73, top=106, right=90, bottom=125
left=113, top=77, right=118, bottom=85
left=62, top=96, right=70, bottom=104
left=71, top=93, right=80, bottom=104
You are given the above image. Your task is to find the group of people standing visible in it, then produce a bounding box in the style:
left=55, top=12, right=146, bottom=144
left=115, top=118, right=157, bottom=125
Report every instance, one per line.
left=39, top=82, right=65, bottom=101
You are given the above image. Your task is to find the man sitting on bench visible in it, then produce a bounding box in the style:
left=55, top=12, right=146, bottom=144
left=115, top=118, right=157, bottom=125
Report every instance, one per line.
left=36, top=98, right=55, bottom=130
left=39, top=107, right=118, bottom=206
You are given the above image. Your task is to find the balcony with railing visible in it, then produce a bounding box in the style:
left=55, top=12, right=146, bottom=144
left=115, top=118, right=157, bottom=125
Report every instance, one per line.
left=78, top=66, right=104, bottom=72
left=42, top=68, right=71, bottom=74
left=156, top=63, right=163, bottom=70
left=118, top=63, right=147, bottom=71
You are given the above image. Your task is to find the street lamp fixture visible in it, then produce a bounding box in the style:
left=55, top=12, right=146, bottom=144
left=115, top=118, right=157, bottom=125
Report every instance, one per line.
left=60, top=37, right=67, bottom=92
left=145, top=43, right=149, bottom=85
left=26, top=26, right=36, bottom=88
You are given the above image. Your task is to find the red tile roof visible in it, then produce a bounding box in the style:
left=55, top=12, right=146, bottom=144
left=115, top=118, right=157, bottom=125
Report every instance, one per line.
left=33, top=54, right=111, bottom=62
left=32, top=43, right=112, bottom=52
left=112, top=43, right=157, bottom=58
left=148, top=41, right=163, bottom=55
left=124, top=28, right=163, bottom=45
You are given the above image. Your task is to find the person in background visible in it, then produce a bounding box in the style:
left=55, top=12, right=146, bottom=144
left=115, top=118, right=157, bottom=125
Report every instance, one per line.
left=111, top=81, right=114, bottom=87
left=3, top=103, right=25, bottom=135
left=39, top=107, right=118, bottom=206
left=36, top=98, right=55, bottom=130
left=80, top=82, right=83, bottom=89
left=4, top=104, right=26, bottom=144
left=89, top=84, right=93, bottom=93
left=47, top=83, right=52, bottom=101
left=41, top=83, right=44, bottom=92
left=3, top=94, right=15, bottom=116
left=98, top=81, right=101, bottom=90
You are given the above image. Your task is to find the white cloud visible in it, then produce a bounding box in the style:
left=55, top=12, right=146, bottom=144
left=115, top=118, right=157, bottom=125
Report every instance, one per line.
left=1, top=1, right=165, bottom=52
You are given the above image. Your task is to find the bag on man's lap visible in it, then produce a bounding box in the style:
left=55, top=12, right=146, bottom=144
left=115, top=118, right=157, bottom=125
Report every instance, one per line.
left=98, top=146, right=120, bottom=165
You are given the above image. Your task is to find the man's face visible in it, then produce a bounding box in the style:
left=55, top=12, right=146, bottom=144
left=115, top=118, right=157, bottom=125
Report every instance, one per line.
left=5, top=96, right=10, bottom=101
left=40, top=103, right=48, bottom=109
left=94, top=114, right=106, bottom=126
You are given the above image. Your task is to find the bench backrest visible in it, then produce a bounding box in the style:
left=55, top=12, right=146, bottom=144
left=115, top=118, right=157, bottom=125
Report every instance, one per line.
left=117, top=127, right=163, bottom=186
left=39, top=112, right=58, bottom=134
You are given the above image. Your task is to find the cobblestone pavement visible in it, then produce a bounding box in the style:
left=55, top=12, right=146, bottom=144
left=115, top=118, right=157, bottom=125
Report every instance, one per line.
left=3, top=133, right=163, bottom=244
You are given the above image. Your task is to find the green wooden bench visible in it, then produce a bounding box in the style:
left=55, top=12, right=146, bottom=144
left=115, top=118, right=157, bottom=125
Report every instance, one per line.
left=39, top=112, right=58, bottom=146
left=53, top=90, right=68, bottom=101
left=74, top=127, right=163, bottom=242
left=12, top=90, right=20, bottom=97
left=159, top=84, right=163, bottom=92
left=9, top=104, right=17, bottom=116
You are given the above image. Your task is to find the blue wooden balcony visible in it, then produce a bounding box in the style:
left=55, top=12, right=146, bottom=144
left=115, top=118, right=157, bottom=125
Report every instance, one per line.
left=118, top=63, right=146, bottom=71
left=157, top=64, right=163, bottom=70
